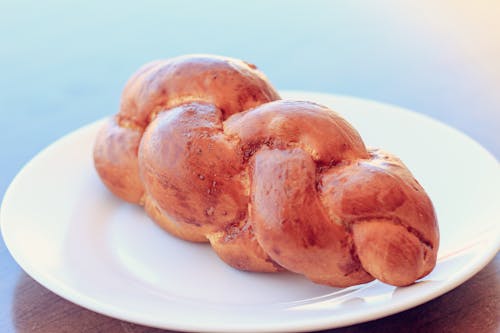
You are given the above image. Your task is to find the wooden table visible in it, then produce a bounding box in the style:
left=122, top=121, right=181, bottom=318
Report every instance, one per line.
left=1, top=1, right=499, bottom=332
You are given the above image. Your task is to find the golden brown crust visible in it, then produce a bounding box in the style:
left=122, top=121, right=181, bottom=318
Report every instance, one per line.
left=94, top=54, right=280, bottom=205
left=319, top=148, right=438, bottom=285
left=144, top=195, right=207, bottom=243
left=93, top=54, right=439, bottom=287
left=118, top=55, right=280, bottom=128
left=250, top=148, right=373, bottom=287
left=207, top=220, right=284, bottom=273
left=224, top=100, right=369, bottom=163
left=139, top=102, right=248, bottom=235
left=352, top=220, right=427, bottom=286
left=93, top=118, right=144, bottom=203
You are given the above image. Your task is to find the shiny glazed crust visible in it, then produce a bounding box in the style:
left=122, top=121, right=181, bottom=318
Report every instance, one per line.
left=94, top=54, right=439, bottom=287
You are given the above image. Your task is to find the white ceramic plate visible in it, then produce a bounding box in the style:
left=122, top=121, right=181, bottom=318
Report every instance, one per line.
left=1, top=91, right=499, bottom=332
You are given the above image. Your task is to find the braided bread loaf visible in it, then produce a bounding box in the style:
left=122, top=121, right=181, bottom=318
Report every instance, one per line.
left=94, top=54, right=439, bottom=287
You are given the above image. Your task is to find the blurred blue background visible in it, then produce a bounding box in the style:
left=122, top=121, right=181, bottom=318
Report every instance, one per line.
left=1, top=0, right=499, bottom=197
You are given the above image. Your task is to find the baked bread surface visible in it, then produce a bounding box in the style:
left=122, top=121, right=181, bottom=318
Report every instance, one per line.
left=94, top=54, right=439, bottom=287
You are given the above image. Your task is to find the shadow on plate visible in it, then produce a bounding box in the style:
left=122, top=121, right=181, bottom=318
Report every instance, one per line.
left=10, top=255, right=499, bottom=333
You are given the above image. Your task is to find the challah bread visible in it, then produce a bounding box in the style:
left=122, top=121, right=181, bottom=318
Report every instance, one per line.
left=94, top=54, right=439, bottom=287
